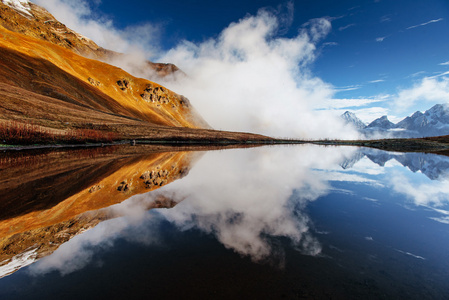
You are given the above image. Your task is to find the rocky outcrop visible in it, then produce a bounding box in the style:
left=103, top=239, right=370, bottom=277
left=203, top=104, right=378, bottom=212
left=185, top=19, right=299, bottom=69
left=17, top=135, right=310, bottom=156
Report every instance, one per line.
left=116, top=78, right=130, bottom=91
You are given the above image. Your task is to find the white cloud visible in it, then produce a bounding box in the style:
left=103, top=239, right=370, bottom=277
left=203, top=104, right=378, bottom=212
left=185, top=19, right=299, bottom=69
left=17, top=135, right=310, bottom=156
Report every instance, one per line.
left=393, top=76, right=449, bottom=111
left=376, top=36, right=386, bottom=42
left=406, top=18, right=444, bottom=30
left=439, top=61, right=449, bottom=66
left=159, top=11, right=357, bottom=139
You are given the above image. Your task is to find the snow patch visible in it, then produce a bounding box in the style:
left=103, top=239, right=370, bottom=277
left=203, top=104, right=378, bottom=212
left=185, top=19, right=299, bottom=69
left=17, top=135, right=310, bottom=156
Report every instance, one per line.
left=0, top=247, right=38, bottom=278
left=1, top=0, right=33, bottom=17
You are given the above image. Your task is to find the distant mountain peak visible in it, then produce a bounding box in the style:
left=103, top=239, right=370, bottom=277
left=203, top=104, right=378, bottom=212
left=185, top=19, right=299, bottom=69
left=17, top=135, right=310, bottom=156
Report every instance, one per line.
left=367, top=115, right=395, bottom=129
left=341, top=111, right=366, bottom=130
left=411, top=111, right=424, bottom=118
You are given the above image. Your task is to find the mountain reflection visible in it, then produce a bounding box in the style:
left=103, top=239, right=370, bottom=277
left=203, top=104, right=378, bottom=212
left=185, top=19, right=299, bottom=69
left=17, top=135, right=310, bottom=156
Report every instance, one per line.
left=341, top=148, right=449, bottom=180
left=0, top=145, right=202, bottom=278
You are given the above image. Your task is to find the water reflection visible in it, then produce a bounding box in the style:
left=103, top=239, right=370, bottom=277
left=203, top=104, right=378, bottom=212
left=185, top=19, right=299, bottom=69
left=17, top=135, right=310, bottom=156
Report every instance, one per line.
left=22, top=145, right=358, bottom=275
left=153, top=146, right=357, bottom=263
left=1, top=145, right=449, bottom=298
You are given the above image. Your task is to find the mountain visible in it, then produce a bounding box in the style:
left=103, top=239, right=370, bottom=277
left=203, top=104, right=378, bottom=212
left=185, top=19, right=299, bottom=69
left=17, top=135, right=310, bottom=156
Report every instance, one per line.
left=342, top=103, right=449, bottom=138
left=396, top=103, right=449, bottom=137
left=366, top=115, right=395, bottom=130
left=0, top=0, right=270, bottom=143
left=341, top=111, right=366, bottom=130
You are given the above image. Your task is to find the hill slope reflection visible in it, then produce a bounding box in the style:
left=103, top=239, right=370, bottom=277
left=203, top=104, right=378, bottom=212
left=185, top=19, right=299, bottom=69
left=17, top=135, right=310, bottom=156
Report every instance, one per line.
left=0, top=146, right=202, bottom=277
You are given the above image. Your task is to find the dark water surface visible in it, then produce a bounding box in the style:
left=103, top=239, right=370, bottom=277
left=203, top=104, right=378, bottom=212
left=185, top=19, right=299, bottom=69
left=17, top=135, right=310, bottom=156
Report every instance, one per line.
left=1, top=145, right=449, bottom=299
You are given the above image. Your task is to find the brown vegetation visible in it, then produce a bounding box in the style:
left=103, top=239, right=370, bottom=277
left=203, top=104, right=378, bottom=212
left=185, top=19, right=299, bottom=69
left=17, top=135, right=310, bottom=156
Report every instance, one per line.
left=0, top=120, right=118, bottom=144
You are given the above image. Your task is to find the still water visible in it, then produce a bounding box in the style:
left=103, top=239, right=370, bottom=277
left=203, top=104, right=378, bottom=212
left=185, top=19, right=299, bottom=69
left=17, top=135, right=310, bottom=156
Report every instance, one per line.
left=0, top=145, right=448, bottom=299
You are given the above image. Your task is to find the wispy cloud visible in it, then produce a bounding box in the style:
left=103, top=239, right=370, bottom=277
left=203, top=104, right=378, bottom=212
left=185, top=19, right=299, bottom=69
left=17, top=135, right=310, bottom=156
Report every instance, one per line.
left=380, top=15, right=392, bottom=23
left=369, top=79, right=385, bottom=83
left=408, top=71, right=427, bottom=78
left=428, top=71, right=449, bottom=79
left=395, top=249, right=426, bottom=260
left=323, top=41, right=338, bottom=47
left=338, top=23, right=355, bottom=31
left=406, top=18, right=444, bottom=30
left=439, top=61, right=449, bottom=66
left=376, top=36, right=387, bottom=42
left=322, top=97, right=386, bottom=110
left=334, top=84, right=363, bottom=92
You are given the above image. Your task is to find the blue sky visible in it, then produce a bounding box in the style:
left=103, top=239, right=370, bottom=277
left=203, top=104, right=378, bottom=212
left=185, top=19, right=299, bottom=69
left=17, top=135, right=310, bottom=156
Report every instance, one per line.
left=36, top=0, right=449, bottom=134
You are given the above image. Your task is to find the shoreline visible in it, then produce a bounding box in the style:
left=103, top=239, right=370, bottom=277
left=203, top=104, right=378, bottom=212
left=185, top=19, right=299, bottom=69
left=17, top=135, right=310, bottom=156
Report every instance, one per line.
left=1, top=136, right=449, bottom=154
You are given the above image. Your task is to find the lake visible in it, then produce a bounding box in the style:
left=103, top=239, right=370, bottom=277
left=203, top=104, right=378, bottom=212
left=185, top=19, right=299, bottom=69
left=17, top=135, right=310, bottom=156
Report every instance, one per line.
left=0, top=144, right=448, bottom=299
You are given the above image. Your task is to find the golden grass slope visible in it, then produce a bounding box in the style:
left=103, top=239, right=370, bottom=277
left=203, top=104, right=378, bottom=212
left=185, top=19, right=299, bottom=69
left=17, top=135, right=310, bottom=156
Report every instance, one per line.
left=0, top=23, right=209, bottom=129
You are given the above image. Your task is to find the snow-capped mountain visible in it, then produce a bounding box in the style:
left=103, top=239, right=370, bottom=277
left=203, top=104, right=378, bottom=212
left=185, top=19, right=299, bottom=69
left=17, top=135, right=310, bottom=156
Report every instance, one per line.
left=366, top=115, right=396, bottom=130
left=396, top=103, right=449, bottom=137
left=341, top=111, right=367, bottom=130
left=341, top=103, right=449, bottom=138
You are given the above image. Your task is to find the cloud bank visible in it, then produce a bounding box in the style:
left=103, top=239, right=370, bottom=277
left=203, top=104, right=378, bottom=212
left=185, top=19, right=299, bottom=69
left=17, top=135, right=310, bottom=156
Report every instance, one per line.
left=158, top=11, right=357, bottom=138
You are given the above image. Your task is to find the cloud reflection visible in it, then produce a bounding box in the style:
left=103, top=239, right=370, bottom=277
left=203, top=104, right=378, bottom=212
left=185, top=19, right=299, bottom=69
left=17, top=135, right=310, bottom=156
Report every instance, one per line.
left=154, top=146, right=355, bottom=263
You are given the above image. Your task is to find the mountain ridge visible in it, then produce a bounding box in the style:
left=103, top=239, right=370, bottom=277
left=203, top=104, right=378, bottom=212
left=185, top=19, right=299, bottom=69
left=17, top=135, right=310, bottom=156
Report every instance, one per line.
left=342, top=103, right=449, bottom=138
